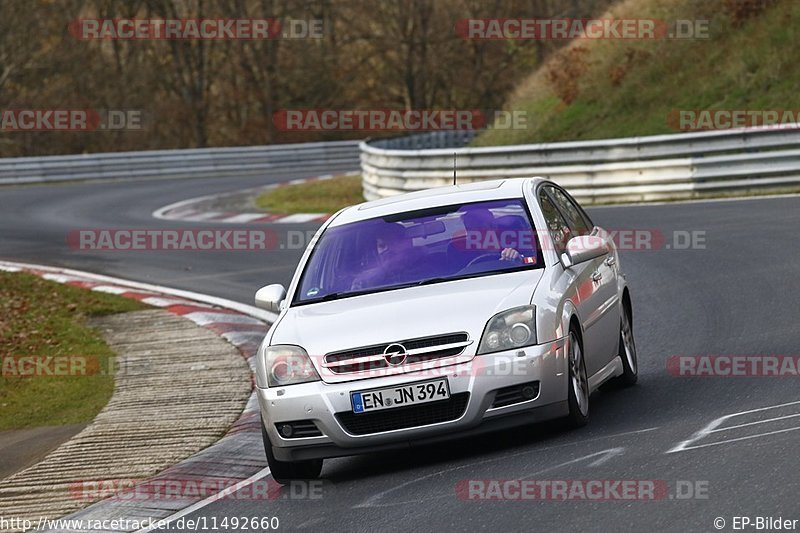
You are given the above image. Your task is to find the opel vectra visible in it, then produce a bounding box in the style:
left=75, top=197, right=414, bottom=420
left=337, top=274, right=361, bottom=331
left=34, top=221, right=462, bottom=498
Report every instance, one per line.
left=254, top=178, right=638, bottom=482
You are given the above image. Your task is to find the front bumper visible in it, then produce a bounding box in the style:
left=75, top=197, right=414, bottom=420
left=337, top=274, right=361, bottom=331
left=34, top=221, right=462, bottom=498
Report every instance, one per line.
left=257, top=337, right=568, bottom=461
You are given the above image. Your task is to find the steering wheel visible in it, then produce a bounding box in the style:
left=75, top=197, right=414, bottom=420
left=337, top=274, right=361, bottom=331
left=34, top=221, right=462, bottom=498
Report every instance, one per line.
left=464, top=253, right=503, bottom=270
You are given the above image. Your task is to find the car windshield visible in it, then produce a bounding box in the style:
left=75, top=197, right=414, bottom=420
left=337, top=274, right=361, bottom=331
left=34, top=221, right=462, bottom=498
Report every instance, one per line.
left=295, top=198, right=543, bottom=304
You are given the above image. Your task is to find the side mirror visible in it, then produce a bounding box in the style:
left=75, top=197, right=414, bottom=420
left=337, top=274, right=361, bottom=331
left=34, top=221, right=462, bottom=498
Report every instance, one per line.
left=561, top=235, right=609, bottom=268
left=255, top=284, right=287, bottom=313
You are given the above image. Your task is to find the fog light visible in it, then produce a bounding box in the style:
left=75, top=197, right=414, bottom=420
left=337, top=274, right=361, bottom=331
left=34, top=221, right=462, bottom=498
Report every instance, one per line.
left=521, top=385, right=537, bottom=400
left=278, top=424, right=294, bottom=438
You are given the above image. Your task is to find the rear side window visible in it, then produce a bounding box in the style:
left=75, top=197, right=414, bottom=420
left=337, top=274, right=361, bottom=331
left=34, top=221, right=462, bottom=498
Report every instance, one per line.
left=538, top=190, right=571, bottom=256
left=545, top=186, right=592, bottom=236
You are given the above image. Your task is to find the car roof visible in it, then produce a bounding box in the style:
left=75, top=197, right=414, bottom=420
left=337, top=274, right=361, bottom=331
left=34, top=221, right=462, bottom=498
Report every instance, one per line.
left=330, top=177, right=547, bottom=226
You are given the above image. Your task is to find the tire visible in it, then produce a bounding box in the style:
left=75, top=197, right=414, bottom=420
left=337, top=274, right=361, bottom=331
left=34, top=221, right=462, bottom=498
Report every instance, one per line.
left=262, top=422, right=323, bottom=484
left=611, top=303, right=638, bottom=387
left=564, top=326, right=589, bottom=428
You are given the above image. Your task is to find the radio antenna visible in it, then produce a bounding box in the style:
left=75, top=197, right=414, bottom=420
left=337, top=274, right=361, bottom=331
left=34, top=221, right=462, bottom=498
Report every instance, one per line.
left=453, top=152, right=457, bottom=186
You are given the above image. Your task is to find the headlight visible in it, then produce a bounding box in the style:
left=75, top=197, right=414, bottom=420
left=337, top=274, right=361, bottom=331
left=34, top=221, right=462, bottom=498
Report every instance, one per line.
left=262, top=345, right=320, bottom=387
left=477, top=306, right=537, bottom=355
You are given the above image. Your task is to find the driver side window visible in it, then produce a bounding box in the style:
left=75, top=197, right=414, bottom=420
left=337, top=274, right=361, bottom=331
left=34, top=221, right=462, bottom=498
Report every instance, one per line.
left=538, top=190, right=571, bottom=256
left=546, top=186, right=592, bottom=236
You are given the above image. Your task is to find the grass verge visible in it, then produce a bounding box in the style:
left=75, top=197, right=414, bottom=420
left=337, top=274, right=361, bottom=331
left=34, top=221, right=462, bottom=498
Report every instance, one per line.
left=0, top=272, right=147, bottom=430
left=255, top=174, right=363, bottom=214
left=475, top=0, right=797, bottom=146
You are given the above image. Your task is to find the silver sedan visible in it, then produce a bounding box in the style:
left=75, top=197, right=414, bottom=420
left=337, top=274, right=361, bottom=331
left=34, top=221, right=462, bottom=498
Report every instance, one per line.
left=254, top=178, right=638, bottom=483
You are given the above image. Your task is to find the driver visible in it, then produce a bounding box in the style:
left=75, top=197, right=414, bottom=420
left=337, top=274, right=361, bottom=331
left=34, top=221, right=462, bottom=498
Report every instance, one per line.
left=456, top=209, right=522, bottom=264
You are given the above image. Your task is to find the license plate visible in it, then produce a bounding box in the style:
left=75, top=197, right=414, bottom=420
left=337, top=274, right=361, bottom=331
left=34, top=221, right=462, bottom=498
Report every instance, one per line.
left=351, top=378, right=450, bottom=414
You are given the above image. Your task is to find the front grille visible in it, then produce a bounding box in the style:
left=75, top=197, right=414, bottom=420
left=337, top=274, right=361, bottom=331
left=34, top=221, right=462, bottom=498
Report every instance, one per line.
left=491, top=381, right=540, bottom=408
left=274, top=420, right=323, bottom=438
left=335, top=393, right=470, bottom=435
left=324, top=333, right=470, bottom=374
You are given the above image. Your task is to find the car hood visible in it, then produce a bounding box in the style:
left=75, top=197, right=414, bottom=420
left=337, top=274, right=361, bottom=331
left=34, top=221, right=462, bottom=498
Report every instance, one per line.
left=270, top=269, right=543, bottom=383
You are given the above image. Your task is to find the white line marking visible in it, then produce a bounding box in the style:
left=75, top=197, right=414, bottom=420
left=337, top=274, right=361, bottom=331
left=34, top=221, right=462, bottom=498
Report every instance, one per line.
left=184, top=210, right=224, bottom=221
left=152, top=193, right=221, bottom=220
left=354, top=428, right=657, bottom=509
left=140, top=296, right=196, bottom=307
left=708, top=412, right=800, bottom=433
left=671, top=426, right=800, bottom=452
left=91, top=284, right=136, bottom=295
left=357, top=447, right=626, bottom=509
left=41, top=273, right=84, bottom=283
left=666, top=418, right=727, bottom=454
left=133, top=467, right=272, bottom=533
left=277, top=213, right=325, bottom=223
left=667, top=400, right=800, bottom=453
left=221, top=213, right=268, bottom=223
left=183, top=311, right=264, bottom=326
left=586, top=447, right=625, bottom=467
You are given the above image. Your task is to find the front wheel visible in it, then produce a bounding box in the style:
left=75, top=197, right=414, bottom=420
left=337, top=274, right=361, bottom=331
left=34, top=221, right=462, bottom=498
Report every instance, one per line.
left=262, top=422, right=323, bottom=484
left=564, top=327, right=589, bottom=428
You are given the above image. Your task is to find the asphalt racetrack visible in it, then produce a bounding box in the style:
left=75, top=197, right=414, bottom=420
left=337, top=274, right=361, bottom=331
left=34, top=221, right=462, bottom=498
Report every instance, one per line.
left=2, top=174, right=799, bottom=531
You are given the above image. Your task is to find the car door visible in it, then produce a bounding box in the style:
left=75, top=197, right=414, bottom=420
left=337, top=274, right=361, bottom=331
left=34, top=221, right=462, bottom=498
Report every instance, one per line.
left=537, top=188, right=603, bottom=375
left=542, top=185, right=620, bottom=376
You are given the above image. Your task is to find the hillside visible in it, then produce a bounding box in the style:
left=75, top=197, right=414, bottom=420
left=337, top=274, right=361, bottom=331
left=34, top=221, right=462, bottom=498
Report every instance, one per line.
left=474, top=0, right=796, bottom=146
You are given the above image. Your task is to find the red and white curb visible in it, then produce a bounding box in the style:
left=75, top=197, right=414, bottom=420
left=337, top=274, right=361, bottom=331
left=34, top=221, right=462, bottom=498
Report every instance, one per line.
left=152, top=171, right=359, bottom=224
left=0, top=260, right=276, bottom=532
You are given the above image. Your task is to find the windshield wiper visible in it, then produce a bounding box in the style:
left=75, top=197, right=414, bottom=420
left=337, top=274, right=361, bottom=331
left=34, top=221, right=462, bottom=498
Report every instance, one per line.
left=319, top=292, right=344, bottom=301
left=416, top=277, right=449, bottom=286
left=310, top=288, right=373, bottom=302
left=308, top=291, right=351, bottom=302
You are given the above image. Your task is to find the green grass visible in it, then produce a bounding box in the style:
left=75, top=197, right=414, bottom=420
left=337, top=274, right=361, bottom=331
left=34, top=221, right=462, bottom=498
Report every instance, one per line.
left=255, top=174, right=364, bottom=214
left=0, top=272, right=147, bottom=430
left=475, top=0, right=799, bottom=146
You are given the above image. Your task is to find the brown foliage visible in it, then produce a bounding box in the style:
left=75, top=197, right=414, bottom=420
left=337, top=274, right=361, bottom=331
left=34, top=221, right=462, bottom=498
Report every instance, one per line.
left=546, top=45, right=590, bottom=105
left=609, top=48, right=650, bottom=87
left=722, top=0, right=777, bottom=27
left=0, top=0, right=617, bottom=156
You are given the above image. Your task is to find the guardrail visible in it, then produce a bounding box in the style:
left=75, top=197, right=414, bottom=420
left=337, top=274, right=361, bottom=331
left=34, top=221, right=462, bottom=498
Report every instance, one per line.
left=360, top=127, right=800, bottom=203
left=0, top=140, right=361, bottom=185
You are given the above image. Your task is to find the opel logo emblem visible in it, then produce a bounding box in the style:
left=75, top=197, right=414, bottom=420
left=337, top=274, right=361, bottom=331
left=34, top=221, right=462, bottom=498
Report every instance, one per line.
left=383, top=343, right=408, bottom=366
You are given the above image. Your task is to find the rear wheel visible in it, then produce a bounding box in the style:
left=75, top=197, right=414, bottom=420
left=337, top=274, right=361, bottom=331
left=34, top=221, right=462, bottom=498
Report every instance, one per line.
left=262, top=422, right=323, bottom=484
left=564, top=327, right=589, bottom=428
left=612, top=304, right=638, bottom=387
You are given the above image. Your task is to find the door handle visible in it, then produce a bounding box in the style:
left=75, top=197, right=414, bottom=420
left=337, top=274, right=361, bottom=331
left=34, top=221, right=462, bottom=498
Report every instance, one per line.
left=591, top=271, right=603, bottom=282
left=604, top=256, right=616, bottom=267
